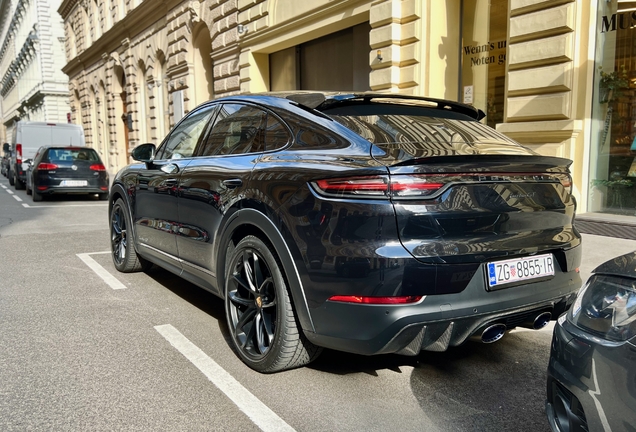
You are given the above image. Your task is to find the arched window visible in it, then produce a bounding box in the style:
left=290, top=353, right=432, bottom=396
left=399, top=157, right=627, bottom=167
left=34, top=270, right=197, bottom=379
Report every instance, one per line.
left=138, top=61, right=149, bottom=144
left=192, top=25, right=214, bottom=105
left=156, top=52, right=168, bottom=139
left=93, top=0, right=102, bottom=40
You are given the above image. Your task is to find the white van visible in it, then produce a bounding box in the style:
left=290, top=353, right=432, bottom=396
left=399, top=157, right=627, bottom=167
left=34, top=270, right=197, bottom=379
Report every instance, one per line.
left=9, top=121, right=85, bottom=189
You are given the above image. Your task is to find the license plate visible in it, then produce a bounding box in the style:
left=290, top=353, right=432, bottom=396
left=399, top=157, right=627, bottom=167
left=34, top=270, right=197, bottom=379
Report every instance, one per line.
left=60, top=180, right=87, bottom=187
left=487, top=253, right=554, bottom=288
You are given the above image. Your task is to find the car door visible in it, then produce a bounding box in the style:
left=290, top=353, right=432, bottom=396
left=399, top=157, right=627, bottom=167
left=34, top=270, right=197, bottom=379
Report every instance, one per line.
left=133, top=104, right=216, bottom=272
left=176, top=103, right=290, bottom=293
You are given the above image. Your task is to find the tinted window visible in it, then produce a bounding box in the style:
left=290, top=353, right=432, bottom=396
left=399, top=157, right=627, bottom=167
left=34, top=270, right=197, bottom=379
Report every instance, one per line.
left=158, top=106, right=215, bottom=160
left=263, top=113, right=289, bottom=151
left=46, top=148, right=100, bottom=162
left=325, top=104, right=526, bottom=158
left=199, top=104, right=268, bottom=156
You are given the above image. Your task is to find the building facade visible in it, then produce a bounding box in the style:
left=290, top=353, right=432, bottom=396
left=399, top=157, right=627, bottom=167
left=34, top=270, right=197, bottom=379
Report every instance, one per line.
left=56, top=0, right=636, bottom=224
left=0, top=0, right=70, bottom=144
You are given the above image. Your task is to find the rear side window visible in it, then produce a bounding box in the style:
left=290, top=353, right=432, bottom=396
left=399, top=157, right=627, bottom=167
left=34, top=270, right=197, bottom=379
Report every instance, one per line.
left=199, top=104, right=266, bottom=156
left=197, top=104, right=289, bottom=156
left=46, top=148, right=100, bottom=162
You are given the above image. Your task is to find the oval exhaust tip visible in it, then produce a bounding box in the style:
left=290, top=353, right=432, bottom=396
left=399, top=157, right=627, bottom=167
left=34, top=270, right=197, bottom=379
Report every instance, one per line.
left=533, top=312, right=552, bottom=330
left=481, top=323, right=506, bottom=343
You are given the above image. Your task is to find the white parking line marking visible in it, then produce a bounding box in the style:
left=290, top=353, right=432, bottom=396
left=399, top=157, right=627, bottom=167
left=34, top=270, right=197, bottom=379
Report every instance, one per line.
left=155, top=324, right=295, bottom=432
left=12, top=195, right=22, bottom=202
left=22, top=203, right=108, bottom=208
left=6, top=189, right=13, bottom=194
left=1, top=184, right=6, bottom=189
left=77, top=252, right=127, bottom=290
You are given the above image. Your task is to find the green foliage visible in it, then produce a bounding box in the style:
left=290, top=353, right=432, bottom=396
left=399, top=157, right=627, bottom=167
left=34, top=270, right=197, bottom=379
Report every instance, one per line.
left=599, top=65, right=629, bottom=91
left=592, top=178, right=634, bottom=188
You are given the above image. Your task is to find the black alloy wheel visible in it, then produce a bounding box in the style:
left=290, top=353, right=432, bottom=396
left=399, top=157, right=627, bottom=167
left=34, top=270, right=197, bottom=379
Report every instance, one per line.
left=110, top=198, right=151, bottom=272
left=225, top=236, right=321, bottom=373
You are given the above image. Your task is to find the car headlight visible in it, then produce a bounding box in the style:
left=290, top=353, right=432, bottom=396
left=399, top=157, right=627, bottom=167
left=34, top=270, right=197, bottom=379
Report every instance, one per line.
left=568, top=274, right=636, bottom=341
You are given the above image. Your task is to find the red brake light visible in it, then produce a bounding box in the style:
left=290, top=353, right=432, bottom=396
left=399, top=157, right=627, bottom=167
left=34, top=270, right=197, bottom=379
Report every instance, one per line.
left=16, top=144, right=22, bottom=164
left=312, top=175, right=446, bottom=199
left=90, top=164, right=106, bottom=171
left=37, top=163, right=58, bottom=170
left=314, top=177, right=388, bottom=196
left=556, top=174, right=573, bottom=194
left=390, top=177, right=445, bottom=197
left=328, top=295, right=423, bottom=304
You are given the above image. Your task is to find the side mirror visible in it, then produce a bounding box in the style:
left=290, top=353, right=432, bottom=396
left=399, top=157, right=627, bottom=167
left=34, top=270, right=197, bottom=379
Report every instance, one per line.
left=131, top=143, right=156, bottom=165
left=2, top=143, right=9, bottom=152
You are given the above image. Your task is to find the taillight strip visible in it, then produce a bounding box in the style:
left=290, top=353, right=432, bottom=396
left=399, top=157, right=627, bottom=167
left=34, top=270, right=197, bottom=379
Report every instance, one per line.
left=312, top=172, right=572, bottom=200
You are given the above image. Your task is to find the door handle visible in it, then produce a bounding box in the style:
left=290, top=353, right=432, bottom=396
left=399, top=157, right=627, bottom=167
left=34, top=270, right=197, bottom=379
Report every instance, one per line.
left=223, top=178, right=243, bottom=188
left=160, top=163, right=179, bottom=174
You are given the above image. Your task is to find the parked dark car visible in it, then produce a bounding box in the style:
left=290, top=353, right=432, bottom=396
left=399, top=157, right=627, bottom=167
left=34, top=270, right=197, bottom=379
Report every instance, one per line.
left=26, top=146, right=109, bottom=201
left=109, top=92, right=582, bottom=373
left=546, top=251, right=636, bottom=432
left=1, top=144, right=10, bottom=178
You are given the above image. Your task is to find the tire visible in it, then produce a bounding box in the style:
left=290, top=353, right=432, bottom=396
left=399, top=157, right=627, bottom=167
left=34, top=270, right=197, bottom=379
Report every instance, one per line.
left=32, top=189, right=42, bottom=202
left=225, top=235, right=322, bottom=373
left=25, top=178, right=31, bottom=195
left=14, top=173, right=24, bottom=190
left=110, top=198, right=152, bottom=273
left=8, top=169, right=14, bottom=185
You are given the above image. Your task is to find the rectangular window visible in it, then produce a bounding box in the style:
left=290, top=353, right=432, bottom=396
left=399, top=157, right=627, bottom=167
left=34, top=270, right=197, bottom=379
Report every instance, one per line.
left=589, top=0, right=636, bottom=216
left=269, top=23, right=371, bottom=92
left=460, top=0, right=508, bottom=128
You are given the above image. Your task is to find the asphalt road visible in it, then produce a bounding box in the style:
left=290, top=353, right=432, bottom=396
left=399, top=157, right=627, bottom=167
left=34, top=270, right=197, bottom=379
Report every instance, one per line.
left=1, top=175, right=635, bottom=432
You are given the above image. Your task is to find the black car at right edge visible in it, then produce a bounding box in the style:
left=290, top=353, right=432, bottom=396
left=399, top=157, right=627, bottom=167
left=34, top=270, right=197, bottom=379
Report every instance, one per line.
left=109, top=92, right=582, bottom=373
left=546, top=251, right=636, bottom=432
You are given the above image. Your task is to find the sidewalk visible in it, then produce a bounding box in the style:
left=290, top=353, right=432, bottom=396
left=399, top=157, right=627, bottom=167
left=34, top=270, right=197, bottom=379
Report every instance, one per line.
left=579, top=232, right=636, bottom=284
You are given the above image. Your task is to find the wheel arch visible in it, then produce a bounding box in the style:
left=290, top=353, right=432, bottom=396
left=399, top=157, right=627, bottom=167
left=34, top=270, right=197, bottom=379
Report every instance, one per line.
left=218, top=207, right=315, bottom=333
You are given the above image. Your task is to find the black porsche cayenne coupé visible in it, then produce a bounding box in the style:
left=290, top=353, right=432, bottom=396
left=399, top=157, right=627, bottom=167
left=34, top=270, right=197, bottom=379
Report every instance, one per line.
left=109, top=92, right=582, bottom=373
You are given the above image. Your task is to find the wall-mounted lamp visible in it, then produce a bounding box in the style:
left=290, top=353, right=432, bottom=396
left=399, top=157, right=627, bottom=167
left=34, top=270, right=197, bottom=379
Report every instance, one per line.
left=376, top=50, right=382, bottom=61
left=237, top=24, right=247, bottom=35
left=122, top=112, right=133, bottom=132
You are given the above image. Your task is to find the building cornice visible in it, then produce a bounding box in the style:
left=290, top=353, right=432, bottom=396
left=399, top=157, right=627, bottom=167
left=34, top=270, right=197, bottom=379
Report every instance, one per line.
left=57, top=0, right=75, bottom=19
left=60, top=0, right=181, bottom=78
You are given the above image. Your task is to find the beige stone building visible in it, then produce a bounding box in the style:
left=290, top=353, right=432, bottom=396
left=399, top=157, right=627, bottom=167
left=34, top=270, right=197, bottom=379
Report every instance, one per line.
left=56, top=0, right=636, bottom=227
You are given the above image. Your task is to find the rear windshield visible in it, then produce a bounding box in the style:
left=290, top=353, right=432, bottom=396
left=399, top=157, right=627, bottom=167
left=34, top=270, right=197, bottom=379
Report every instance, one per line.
left=324, top=103, right=519, bottom=147
left=45, top=148, right=100, bottom=162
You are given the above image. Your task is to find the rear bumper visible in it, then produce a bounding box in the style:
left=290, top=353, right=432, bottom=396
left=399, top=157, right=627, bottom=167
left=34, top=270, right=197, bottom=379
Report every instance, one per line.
left=304, top=255, right=581, bottom=356
left=36, top=186, right=107, bottom=195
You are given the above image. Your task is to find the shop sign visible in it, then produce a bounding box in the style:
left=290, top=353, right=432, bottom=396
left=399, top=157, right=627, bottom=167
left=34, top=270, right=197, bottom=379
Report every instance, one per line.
left=600, top=12, right=636, bottom=33
left=462, top=40, right=507, bottom=67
